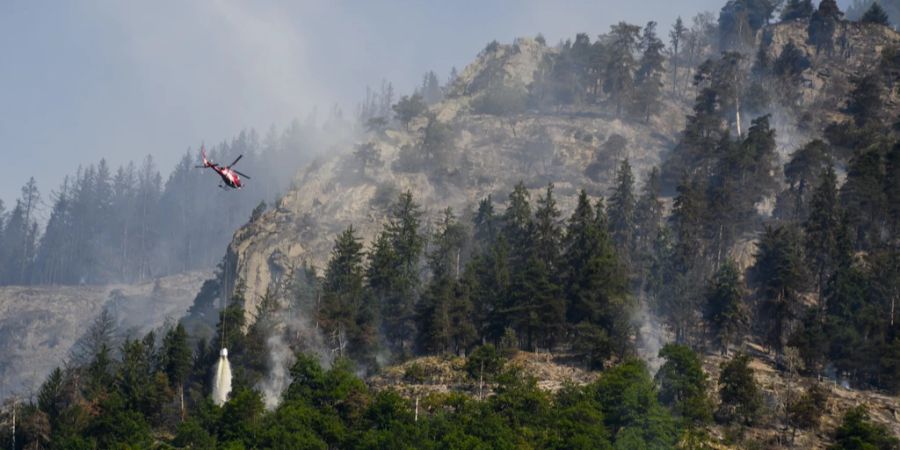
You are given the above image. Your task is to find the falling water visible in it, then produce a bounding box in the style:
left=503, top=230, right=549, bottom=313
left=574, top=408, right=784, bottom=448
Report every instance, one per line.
left=212, top=347, right=232, bottom=406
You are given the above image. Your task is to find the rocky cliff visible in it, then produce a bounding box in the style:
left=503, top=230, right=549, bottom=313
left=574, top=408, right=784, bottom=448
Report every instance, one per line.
left=227, top=23, right=900, bottom=322
left=228, top=38, right=688, bottom=318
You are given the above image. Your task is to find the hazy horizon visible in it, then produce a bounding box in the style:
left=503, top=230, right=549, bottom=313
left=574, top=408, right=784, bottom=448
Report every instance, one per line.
left=1, top=0, right=849, bottom=211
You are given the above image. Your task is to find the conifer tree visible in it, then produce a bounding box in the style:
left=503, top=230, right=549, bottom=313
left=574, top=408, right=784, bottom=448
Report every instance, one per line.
left=502, top=182, right=534, bottom=267
left=605, top=22, right=641, bottom=117
left=392, top=94, right=426, bottom=130
left=381, top=192, right=425, bottom=355
left=861, top=2, right=891, bottom=25
left=608, top=159, right=637, bottom=271
left=634, top=22, right=666, bottom=121
left=533, top=183, right=562, bottom=273
left=718, top=353, right=763, bottom=425
left=809, top=0, right=843, bottom=54
left=634, top=167, right=664, bottom=279
left=161, top=323, right=192, bottom=420
left=666, top=176, right=708, bottom=343
left=841, top=147, right=886, bottom=249
left=656, top=343, right=712, bottom=425
left=563, top=191, right=631, bottom=357
left=804, top=165, right=841, bottom=294
left=782, top=139, right=832, bottom=220
left=752, top=224, right=809, bottom=353
left=321, top=226, right=368, bottom=359
left=704, top=261, right=748, bottom=355
left=781, top=0, right=815, bottom=21
left=473, top=195, right=499, bottom=252
left=670, top=17, right=687, bottom=96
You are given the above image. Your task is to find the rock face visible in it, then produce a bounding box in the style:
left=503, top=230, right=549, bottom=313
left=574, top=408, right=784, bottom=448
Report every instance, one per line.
left=228, top=39, right=687, bottom=318
left=760, top=20, right=900, bottom=122
left=0, top=271, right=208, bottom=399
left=227, top=23, right=900, bottom=321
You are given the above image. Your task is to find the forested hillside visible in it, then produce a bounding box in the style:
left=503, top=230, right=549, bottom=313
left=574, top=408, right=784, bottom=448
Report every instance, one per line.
left=2, top=0, right=900, bottom=449
left=0, top=119, right=346, bottom=285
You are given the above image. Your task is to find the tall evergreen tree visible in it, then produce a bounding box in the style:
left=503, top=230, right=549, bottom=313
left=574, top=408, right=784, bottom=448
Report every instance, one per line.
left=161, top=323, right=192, bottom=421
left=781, top=0, right=815, bottom=21
left=704, top=260, right=748, bottom=355
left=380, top=192, right=425, bottom=355
left=321, top=226, right=370, bottom=360
left=841, top=147, right=886, bottom=249
left=634, top=167, right=664, bottom=280
left=502, top=182, right=534, bottom=266
left=533, top=183, right=562, bottom=272
left=804, top=165, right=841, bottom=295
left=717, top=353, right=763, bottom=425
left=608, top=159, right=637, bottom=271
left=563, top=191, right=631, bottom=358
left=751, top=224, right=809, bottom=353
left=656, top=343, right=712, bottom=425
left=861, top=1, right=891, bottom=25
left=604, top=22, right=642, bottom=117
left=781, top=139, right=832, bottom=221
left=670, top=17, right=687, bottom=96
left=634, top=22, right=666, bottom=121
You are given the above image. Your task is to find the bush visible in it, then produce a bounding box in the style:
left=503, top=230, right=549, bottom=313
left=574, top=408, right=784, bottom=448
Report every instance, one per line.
left=465, top=344, right=505, bottom=381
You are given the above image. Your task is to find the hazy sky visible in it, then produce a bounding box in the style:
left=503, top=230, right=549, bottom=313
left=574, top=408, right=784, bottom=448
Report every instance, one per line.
left=2, top=0, right=847, bottom=210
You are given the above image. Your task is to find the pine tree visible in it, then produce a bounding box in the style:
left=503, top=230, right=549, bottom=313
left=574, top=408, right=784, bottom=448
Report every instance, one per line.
left=533, top=183, right=562, bottom=273
left=381, top=192, right=425, bottom=355
left=704, top=261, right=748, bottom=355
left=321, top=226, right=368, bottom=360
left=473, top=195, right=499, bottom=252
left=656, top=343, right=712, bottom=425
left=608, top=159, right=637, bottom=271
left=161, top=323, right=191, bottom=421
left=392, top=94, right=426, bottom=130
left=717, top=353, right=763, bottom=425
left=809, top=0, right=843, bottom=54
left=604, top=22, right=641, bottom=117
left=417, top=209, right=468, bottom=354
left=502, top=182, right=534, bottom=267
left=634, top=22, right=666, bottom=121
left=831, top=406, right=900, bottom=449
left=845, top=73, right=884, bottom=127
left=562, top=191, right=631, bottom=356
left=634, top=167, right=664, bottom=280
left=781, top=0, right=815, bottom=21
left=506, top=254, right=565, bottom=351
left=841, top=147, right=886, bottom=249
left=670, top=17, right=687, bottom=96
left=861, top=2, right=891, bottom=25
left=804, top=165, right=841, bottom=294
left=752, top=224, right=809, bottom=353
left=472, top=235, right=511, bottom=342
left=782, top=139, right=832, bottom=220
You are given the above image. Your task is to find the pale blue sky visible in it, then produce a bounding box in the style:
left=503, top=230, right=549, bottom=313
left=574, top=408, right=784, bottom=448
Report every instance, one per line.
left=0, top=0, right=848, bottom=209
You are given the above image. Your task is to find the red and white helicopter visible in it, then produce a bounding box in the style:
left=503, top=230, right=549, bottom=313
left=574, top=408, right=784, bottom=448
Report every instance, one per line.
left=196, top=144, right=251, bottom=189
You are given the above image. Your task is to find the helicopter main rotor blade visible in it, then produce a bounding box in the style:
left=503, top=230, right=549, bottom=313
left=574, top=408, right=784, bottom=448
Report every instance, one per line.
left=234, top=170, right=251, bottom=179
left=229, top=154, right=243, bottom=168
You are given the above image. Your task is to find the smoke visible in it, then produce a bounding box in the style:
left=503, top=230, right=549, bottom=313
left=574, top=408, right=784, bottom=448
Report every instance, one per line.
left=634, top=295, right=668, bottom=375
left=254, top=274, right=330, bottom=410
left=258, top=330, right=294, bottom=410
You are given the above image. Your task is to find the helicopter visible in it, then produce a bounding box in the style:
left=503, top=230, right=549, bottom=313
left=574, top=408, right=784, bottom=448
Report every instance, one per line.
left=196, top=144, right=251, bottom=189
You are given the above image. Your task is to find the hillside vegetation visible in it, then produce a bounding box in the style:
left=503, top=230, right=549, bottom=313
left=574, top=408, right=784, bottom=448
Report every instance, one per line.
left=3, top=0, right=900, bottom=448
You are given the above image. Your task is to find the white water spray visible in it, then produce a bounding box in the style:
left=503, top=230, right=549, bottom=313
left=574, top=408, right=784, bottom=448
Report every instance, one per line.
left=212, top=347, right=232, bottom=406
